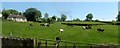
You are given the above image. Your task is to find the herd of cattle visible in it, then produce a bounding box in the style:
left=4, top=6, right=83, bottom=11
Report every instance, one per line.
left=82, top=26, right=104, bottom=32
left=29, top=23, right=104, bottom=32
left=29, top=23, right=50, bottom=27
left=67, top=24, right=104, bottom=32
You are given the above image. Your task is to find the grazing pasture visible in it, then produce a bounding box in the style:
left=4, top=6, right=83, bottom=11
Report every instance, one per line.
left=2, top=20, right=118, bottom=45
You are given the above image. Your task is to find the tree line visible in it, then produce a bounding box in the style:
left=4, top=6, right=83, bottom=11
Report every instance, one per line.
left=117, top=11, right=120, bottom=21
left=2, top=8, right=119, bottom=22
left=2, top=8, right=67, bottom=23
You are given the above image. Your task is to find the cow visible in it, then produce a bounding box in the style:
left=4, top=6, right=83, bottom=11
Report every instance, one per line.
left=86, top=25, right=92, bottom=29
left=97, top=28, right=104, bottom=32
left=46, top=24, right=50, bottom=27
left=29, top=24, right=33, bottom=28
left=82, top=26, right=86, bottom=29
left=45, top=23, right=50, bottom=27
left=30, top=24, right=33, bottom=26
left=82, top=26, right=92, bottom=30
left=59, top=28, right=64, bottom=33
left=40, top=23, right=50, bottom=27
left=40, top=24, right=45, bottom=27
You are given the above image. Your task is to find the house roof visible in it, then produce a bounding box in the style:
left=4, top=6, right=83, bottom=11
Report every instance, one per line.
left=8, top=14, right=26, bottom=19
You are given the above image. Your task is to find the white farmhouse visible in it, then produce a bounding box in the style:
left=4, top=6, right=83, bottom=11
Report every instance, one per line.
left=7, top=14, right=27, bottom=22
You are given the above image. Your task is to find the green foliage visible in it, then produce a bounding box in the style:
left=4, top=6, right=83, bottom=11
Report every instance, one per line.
left=73, top=18, right=80, bottom=21
left=94, top=19, right=99, bottom=22
left=61, top=14, right=67, bottom=21
left=19, top=12, right=22, bottom=15
left=117, top=11, right=120, bottom=21
left=51, top=15, right=57, bottom=23
left=42, top=13, right=57, bottom=23
left=43, top=13, right=49, bottom=23
left=52, top=15, right=56, bottom=21
left=2, top=9, right=19, bottom=19
left=47, top=18, right=52, bottom=23
left=2, top=10, right=9, bottom=19
left=44, top=13, right=49, bottom=19
left=112, top=20, right=116, bottom=25
left=41, top=18, right=46, bottom=22
left=57, top=18, right=61, bottom=21
left=41, top=18, right=52, bottom=23
left=23, top=8, right=42, bottom=21
left=86, top=13, right=93, bottom=21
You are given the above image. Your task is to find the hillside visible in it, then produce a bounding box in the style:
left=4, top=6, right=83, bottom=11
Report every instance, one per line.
left=2, top=20, right=118, bottom=45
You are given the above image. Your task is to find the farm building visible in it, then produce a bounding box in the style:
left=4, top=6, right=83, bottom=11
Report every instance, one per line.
left=7, top=14, right=27, bottom=22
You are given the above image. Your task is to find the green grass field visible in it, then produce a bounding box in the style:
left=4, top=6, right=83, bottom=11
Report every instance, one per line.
left=2, top=20, right=119, bottom=45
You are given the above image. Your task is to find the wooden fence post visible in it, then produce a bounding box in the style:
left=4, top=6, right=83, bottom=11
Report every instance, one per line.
left=30, top=38, right=34, bottom=48
left=65, top=43, right=67, bottom=48
left=45, top=40, right=47, bottom=48
left=38, top=42, right=40, bottom=48
left=73, top=43, right=76, bottom=48
left=38, top=41, right=42, bottom=48
left=35, top=39, right=37, bottom=47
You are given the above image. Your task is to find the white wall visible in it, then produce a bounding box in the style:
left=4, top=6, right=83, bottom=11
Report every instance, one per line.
left=7, top=17, right=27, bottom=22
left=16, top=18, right=27, bottom=22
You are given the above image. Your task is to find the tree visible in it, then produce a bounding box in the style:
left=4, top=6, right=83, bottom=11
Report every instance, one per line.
left=57, top=18, right=61, bottom=21
left=47, top=18, right=51, bottom=23
left=51, top=15, right=57, bottom=22
left=112, top=20, right=116, bottom=25
left=86, top=13, right=93, bottom=21
left=76, top=18, right=80, bottom=21
left=44, top=13, right=49, bottom=22
left=73, top=19, right=76, bottom=21
left=117, top=11, right=120, bottom=21
left=2, top=9, right=9, bottom=19
left=73, top=18, right=80, bottom=21
left=94, top=19, right=99, bottom=22
left=41, top=18, right=46, bottom=22
left=2, top=9, right=19, bottom=19
left=8, top=9, right=18, bottom=15
left=44, top=13, right=49, bottom=19
left=61, top=14, right=67, bottom=21
left=23, top=8, right=42, bottom=21
left=19, top=12, right=22, bottom=15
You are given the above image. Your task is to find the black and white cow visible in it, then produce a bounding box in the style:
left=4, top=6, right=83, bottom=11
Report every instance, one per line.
left=82, top=26, right=92, bottom=29
left=45, top=23, right=50, bottom=27
left=40, top=24, right=45, bottom=27
left=97, top=28, right=104, bottom=32
left=40, top=23, right=50, bottom=27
